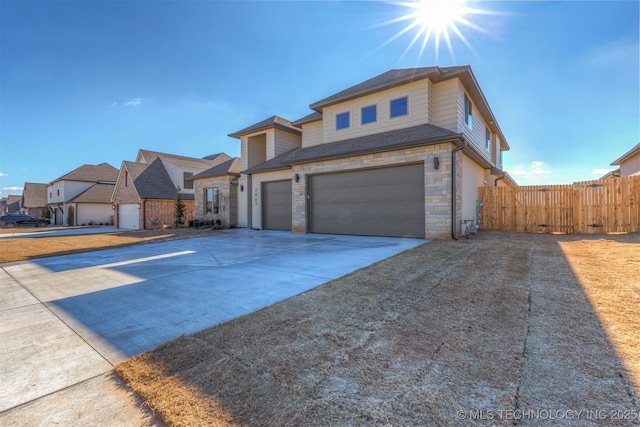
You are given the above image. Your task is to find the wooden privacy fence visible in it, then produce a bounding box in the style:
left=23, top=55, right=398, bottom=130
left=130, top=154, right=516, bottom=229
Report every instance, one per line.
left=478, top=175, right=640, bottom=234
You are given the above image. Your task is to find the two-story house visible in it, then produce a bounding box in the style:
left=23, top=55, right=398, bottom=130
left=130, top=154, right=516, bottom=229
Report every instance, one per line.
left=111, top=149, right=231, bottom=229
left=231, top=66, right=512, bottom=239
left=47, top=163, right=119, bottom=226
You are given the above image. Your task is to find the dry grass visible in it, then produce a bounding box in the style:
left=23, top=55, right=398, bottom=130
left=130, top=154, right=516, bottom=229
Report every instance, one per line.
left=0, top=227, right=218, bottom=263
left=115, top=231, right=640, bottom=426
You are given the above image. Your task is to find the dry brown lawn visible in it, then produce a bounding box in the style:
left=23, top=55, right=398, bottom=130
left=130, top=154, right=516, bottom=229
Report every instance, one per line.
left=0, top=227, right=218, bottom=264
left=115, top=231, right=640, bottom=426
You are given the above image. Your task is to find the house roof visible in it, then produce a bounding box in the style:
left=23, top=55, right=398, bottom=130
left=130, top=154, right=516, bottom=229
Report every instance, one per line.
left=304, top=66, right=509, bottom=151
left=69, top=183, right=115, bottom=204
left=21, top=182, right=48, bottom=208
left=137, top=149, right=231, bottom=170
left=242, top=124, right=463, bottom=174
left=611, top=142, right=640, bottom=166
left=291, top=111, right=323, bottom=127
left=7, top=195, right=22, bottom=213
left=120, top=158, right=195, bottom=201
left=52, top=163, right=119, bottom=183
left=228, top=116, right=302, bottom=139
left=193, top=158, right=241, bottom=179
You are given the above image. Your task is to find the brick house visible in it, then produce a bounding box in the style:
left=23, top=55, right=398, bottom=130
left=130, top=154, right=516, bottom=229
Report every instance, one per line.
left=193, top=157, right=240, bottom=227
left=232, top=66, right=513, bottom=239
left=111, top=150, right=231, bottom=229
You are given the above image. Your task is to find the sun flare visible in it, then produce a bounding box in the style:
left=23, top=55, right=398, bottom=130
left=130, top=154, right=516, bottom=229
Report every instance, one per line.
left=381, top=0, right=488, bottom=62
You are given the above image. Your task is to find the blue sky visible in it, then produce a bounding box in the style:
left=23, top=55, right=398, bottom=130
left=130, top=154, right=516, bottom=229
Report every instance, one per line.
left=1, top=0, right=638, bottom=196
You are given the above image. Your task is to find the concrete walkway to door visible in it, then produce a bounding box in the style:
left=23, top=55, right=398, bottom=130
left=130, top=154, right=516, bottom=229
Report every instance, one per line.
left=0, top=229, right=423, bottom=425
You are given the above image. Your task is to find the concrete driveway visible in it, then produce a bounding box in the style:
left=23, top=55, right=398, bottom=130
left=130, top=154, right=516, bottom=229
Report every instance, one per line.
left=0, top=229, right=422, bottom=425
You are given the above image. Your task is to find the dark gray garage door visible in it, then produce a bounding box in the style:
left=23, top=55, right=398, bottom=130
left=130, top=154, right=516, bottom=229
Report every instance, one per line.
left=262, top=180, right=292, bottom=231
left=310, top=163, right=425, bottom=238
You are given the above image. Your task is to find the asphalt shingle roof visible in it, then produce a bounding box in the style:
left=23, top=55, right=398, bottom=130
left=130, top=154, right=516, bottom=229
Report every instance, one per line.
left=21, top=182, right=48, bottom=208
left=309, top=66, right=466, bottom=111
left=54, top=163, right=119, bottom=183
left=228, top=116, right=301, bottom=139
left=69, top=183, right=115, bottom=204
left=242, top=124, right=462, bottom=174
left=138, top=150, right=231, bottom=170
left=193, top=158, right=241, bottom=179
left=125, top=158, right=181, bottom=200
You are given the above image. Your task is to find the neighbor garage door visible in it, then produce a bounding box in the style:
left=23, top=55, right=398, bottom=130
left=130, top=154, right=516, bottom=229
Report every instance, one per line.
left=119, top=204, right=140, bottom=229
left=262, top=180, right=292, bottom=231
left=309, top=163, right=425, bottom=238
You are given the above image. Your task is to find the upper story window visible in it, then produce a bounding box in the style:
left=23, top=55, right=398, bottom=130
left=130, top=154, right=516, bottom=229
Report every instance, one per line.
left=56, top=183, right=60, bottom=196
left=361, top=105, right=377, bottom=125
left=183, top=172, right=194, bottom=190
left=464, top=95, right=473, bottom=129
left=125, top=172, right=130, bottom=187
left=390, top=97, right=408, bottom=118
left=336, top=112, right=350, bottom=130
left=485, top=127, right=491, bottom=152
left=499, top=150, right=503, bottom=167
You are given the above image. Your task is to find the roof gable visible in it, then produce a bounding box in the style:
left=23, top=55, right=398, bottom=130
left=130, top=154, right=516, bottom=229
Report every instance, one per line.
left=193, top=158, right=241, bottom=179
left=125, top=158, right=181, bottom=200
left=22, top=182, right=48, bottom=207
left=228, top=116, right=301, bottom=139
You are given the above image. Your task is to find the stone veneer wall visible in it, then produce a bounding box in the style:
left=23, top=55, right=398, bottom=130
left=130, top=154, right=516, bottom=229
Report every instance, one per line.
left=193, top=176, right=238, bottom=227
left=291, top=142, right=463, bottom=239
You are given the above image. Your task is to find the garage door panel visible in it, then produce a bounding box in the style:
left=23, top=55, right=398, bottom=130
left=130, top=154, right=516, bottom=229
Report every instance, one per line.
left=310, top=164, right=425, bottom=238
left=262, top=180, right=292, bottom=231
left=119, top=204, right=140, bottom=229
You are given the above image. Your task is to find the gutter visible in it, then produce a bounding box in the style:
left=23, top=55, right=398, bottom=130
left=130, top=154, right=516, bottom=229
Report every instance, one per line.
left=451, top=138, right=467, bottom=240
left=495, top=171, right=506, bottom=186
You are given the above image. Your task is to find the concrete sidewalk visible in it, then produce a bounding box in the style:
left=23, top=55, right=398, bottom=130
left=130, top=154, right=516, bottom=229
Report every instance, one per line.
left=0, top=229, right=423, bottom=425
left=0, top=225, right=120, bottom=239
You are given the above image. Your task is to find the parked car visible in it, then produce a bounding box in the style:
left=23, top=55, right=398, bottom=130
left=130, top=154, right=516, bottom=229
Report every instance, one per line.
left=0, top=213, right=50, bottom=228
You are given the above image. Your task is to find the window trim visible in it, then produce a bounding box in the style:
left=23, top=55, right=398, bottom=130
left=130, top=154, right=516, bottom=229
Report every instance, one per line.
left=183, top=172, right=194, bottom=190
left=464, top=94, right=473, bottom=129
left=336, top=111, right=350, bottom=130
left=361, top=104, right=377, bottom=125
left=485, top=127, right=491, bottom=152
left=205, top=187, right=219, bottom=215
left=390, top=96, right=408, bottom=119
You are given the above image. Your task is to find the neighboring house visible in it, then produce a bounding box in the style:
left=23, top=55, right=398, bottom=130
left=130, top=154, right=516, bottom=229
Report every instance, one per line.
left=610, top=142, right=640, bottom=177
left=47, top=163, right=119, bottom=226
left=0, top=198, right=7, bottom=214
left=67, top=183, right=116, bottom=225
left=232, top=66, right=512, bottom=239
left=6, top=195, right=22, bottom=214
left=21, top=182, right=48, bottom=216
left=111, top=150, right=231, bottom=229
left=193, top=157, right=241, bottom=227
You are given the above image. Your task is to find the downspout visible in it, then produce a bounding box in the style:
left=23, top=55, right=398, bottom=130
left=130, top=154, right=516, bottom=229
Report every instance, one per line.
left=451, top=138, right=467, bottom=240
left=495, top=172, right=506, bottom=186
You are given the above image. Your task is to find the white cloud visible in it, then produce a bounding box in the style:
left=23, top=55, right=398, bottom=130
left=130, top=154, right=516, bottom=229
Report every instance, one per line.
left=125, top=98, right=142, bottom=107
left=592, top=168, right=616, bottom=175
left=3, top=186, right=23, bottom=191
left=508, top=161, right=552, bottom=179
left=0, top=172, right=7, bottom=177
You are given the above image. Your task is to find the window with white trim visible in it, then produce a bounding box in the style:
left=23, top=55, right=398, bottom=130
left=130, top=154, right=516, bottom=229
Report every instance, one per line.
left=390, top=97, right=408, bottom=118
left=485, top=127, right=491, bottom=152
left=336, top=112, right=350, bottom=130
left=205, top=187, right=219, bottom=215
left=464, top=94, right=473, bottom=129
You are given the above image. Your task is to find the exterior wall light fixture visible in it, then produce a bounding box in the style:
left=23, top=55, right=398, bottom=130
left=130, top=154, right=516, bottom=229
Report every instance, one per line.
left=434, top=157, right=440, bottom=170
left=294, top=173, right=300, bottom=183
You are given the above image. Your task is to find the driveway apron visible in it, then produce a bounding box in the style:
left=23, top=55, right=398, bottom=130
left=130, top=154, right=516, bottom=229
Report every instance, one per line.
left=0, top=229, right=422, bottom=424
